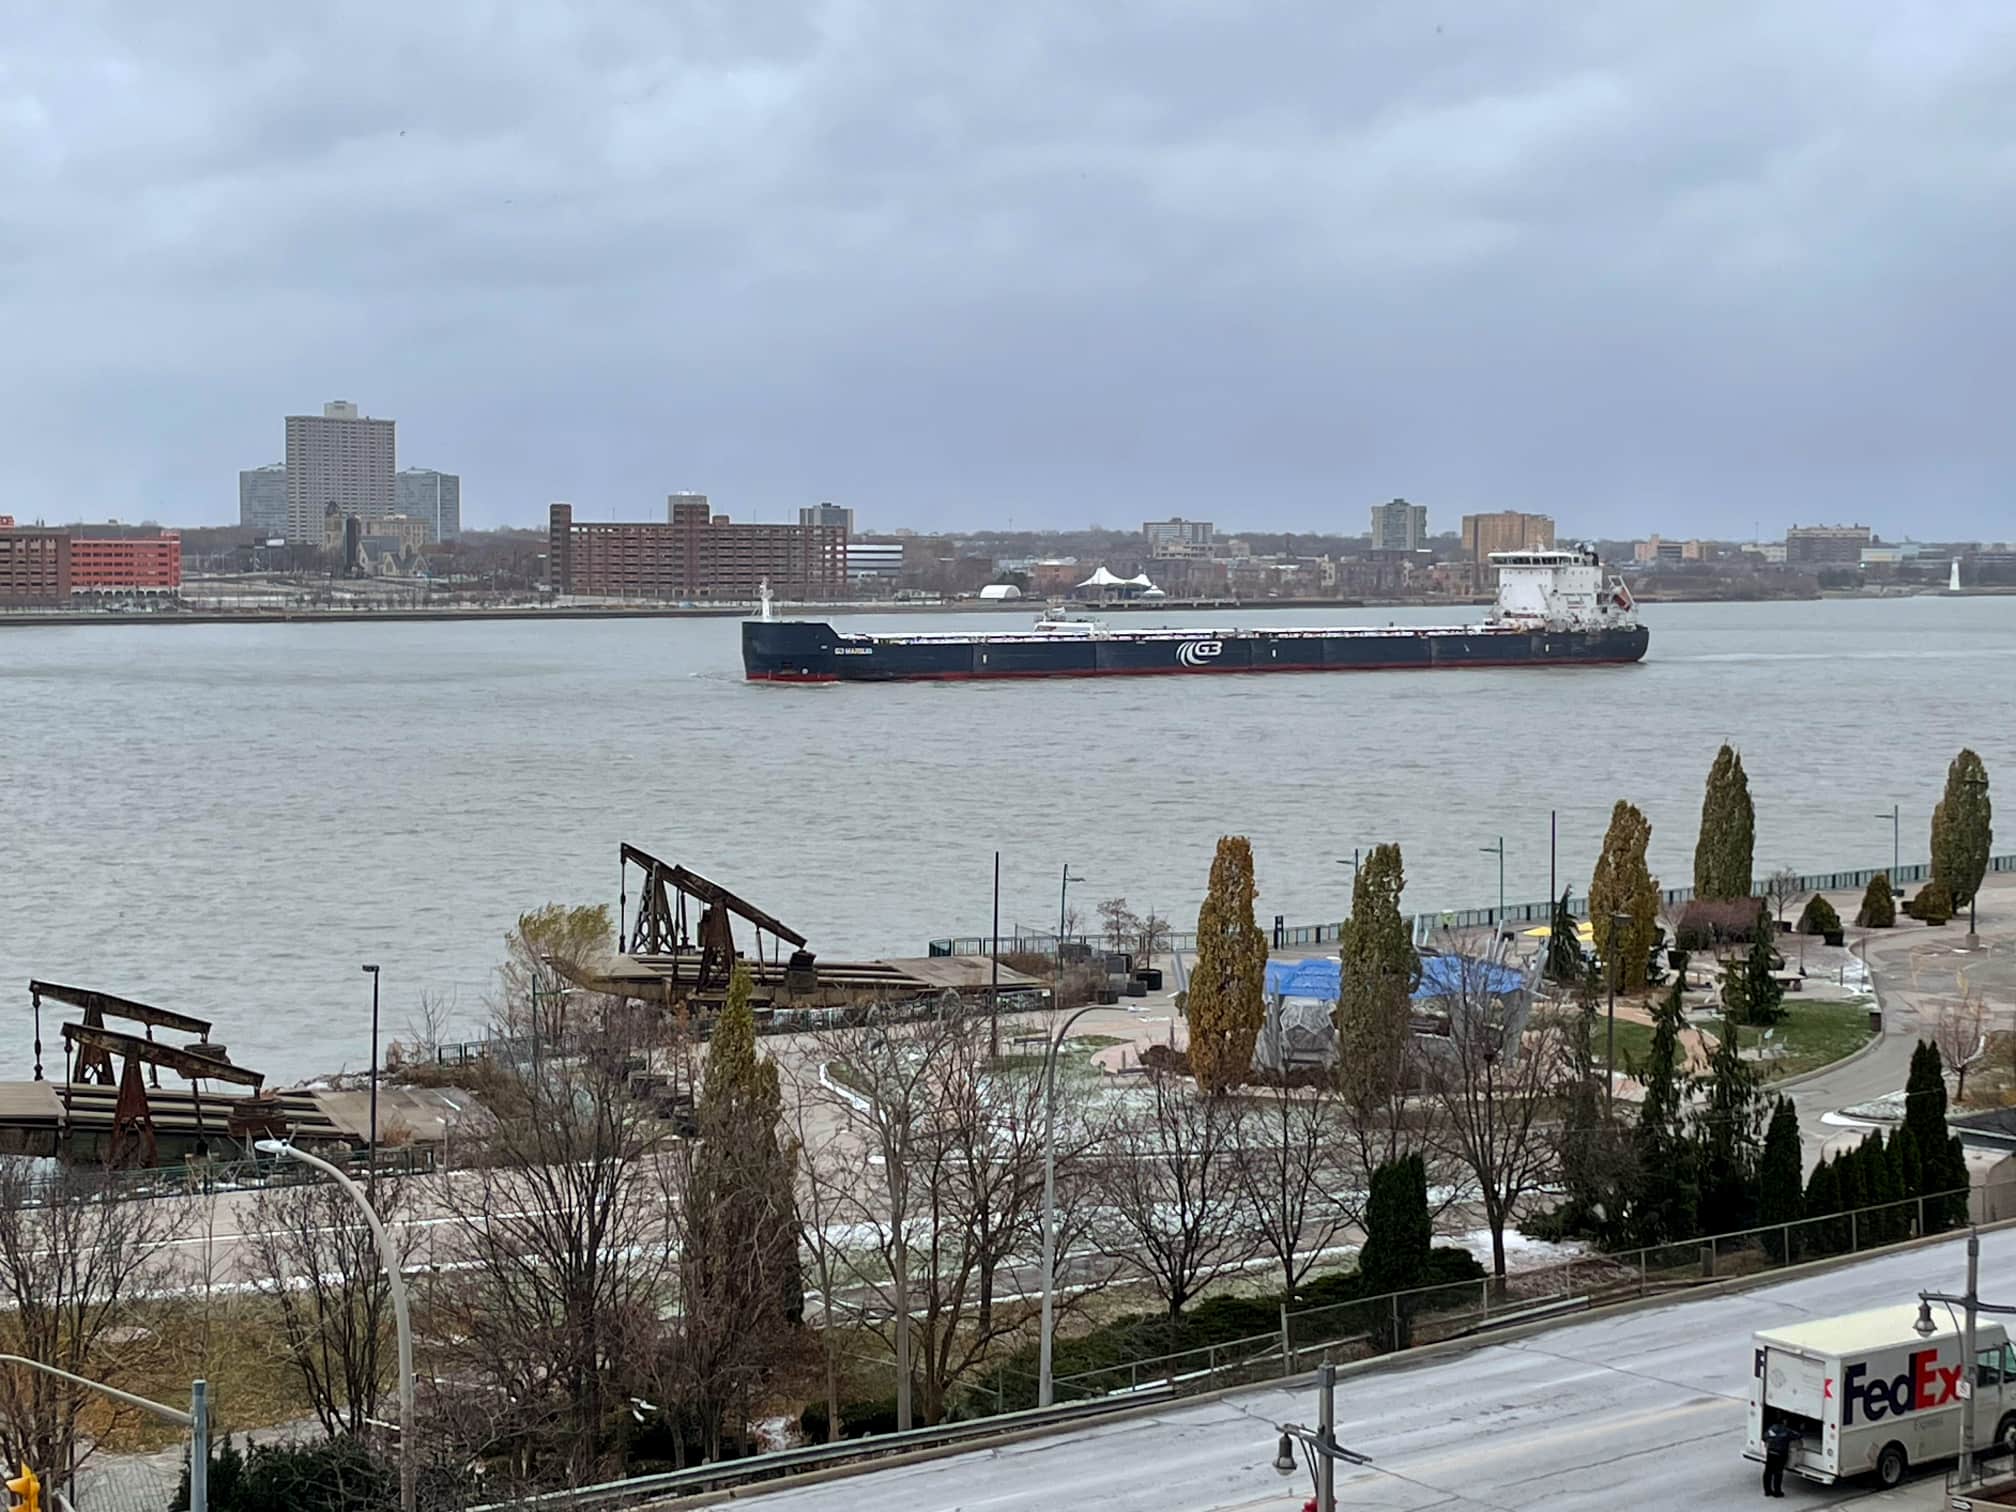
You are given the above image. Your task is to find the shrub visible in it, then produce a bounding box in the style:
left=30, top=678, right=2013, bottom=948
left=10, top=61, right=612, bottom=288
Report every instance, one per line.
left=799, top=1396, right=902, bottom=1442
left=1677, top=897, right=1768, bottom=948
left=981, top=1246, right=1486, bottom=1413
left=1856, top=873, right=1897, bottom=929
left=1140, top=1043, right=1191, bottom=1077
left=1796, top=895, right=1842, bottom=936
left=1906, top=880, right=1954, bottom=924
left=175, top=1437, right=399, bottom=1512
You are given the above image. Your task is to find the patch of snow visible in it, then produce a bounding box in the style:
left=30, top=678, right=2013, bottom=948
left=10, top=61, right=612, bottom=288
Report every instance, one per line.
left=1458, top=1228, right=1588, bottom=1268
left=1834, top=1089, right=1909, bottom=1122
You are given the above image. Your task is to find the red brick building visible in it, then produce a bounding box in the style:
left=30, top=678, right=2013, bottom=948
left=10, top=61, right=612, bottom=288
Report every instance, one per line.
left=0, top=516, right=72, bottom=606
left=69, top=532, right=182, bottom=593
left=548, top=496, right=847, bottom=600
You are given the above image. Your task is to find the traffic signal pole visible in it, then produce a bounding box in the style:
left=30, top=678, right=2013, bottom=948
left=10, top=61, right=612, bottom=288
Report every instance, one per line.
left=0, top=1356, right=202, bottom=1512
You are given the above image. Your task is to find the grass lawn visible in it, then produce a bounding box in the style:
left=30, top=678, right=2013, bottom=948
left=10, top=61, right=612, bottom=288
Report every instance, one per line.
left=1594, top=1017, right=1657, bottom=1075
left=1729, top=996, right=1876, bottom=1081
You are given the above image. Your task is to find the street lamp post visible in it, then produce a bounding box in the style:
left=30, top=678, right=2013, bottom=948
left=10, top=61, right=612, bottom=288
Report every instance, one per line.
left=1604, top=912, right=1630, bottom=1111
left=257, top=1140, right=416, bottom=1512
left=1270, top=1362, right=1370, bottom=1512
left=1962, top=774, right=1990, bottom=949
left=0, top=1358, right=204, bottom=1512
left=1057, top=865, right=1086, bottom=959
left=1480, top=837, right=1506, bottom=929
left=1916, top=1230, right=2016, bottom=1490
left=1038, top=1002, right=1108, bottom=1408
left=1876, top=804, right=1900, bottom=880
left=362, top=964, right=381, bottom=1186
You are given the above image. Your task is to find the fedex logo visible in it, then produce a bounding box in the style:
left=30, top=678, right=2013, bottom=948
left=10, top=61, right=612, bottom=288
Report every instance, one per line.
left=1843, top=1349, right=1964, bottom=1424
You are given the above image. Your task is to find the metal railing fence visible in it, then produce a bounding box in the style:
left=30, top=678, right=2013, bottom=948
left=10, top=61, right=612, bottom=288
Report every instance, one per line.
left=927, top=852, right=2016, bottom=956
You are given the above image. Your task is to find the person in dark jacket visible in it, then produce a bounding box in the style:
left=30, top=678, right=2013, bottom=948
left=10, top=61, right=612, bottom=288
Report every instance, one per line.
left=1761, top=1419, right=1798, bottom=1497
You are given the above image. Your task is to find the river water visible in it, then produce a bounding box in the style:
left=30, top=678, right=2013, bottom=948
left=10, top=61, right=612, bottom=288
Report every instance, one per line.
left=2, top=595, right=2011, bottom=1080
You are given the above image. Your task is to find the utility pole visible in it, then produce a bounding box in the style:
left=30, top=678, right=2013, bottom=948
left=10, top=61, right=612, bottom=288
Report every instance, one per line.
left=1549, top=809, right=1557, bottom=915
left=0, top=1357, right=204, bottom=1512
left=362, top=963, right=381, bottom=1191
left=1604, top=912, right=1629, bottom=1111
left=1915, top=1230, right=2016, bottom=1491
left=990, top=851, right=1001, bottom=1060
left=1876, top=804, right=1899, bottom=879
left=1481, top=837, right=1506, bottom=929
left=1271, top=1362, right=1369, bottom=1511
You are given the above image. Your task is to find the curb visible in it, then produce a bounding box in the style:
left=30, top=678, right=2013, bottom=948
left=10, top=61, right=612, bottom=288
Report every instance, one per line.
left=655, top=1217, right=2016, bottom=1509
left=1771, top=1014, right=1896, bottom=1092
left=1769, top=934, right=1903, bottom=1094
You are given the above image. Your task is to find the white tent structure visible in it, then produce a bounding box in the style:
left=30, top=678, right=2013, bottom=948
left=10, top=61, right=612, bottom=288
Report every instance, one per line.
left=978, top=583, right=1023, bottom=600
left=1076, top=566, right=1126, bottom=589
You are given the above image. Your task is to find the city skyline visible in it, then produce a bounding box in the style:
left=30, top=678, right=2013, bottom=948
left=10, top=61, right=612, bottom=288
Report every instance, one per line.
left=8, top=6, right=2016, bottom=538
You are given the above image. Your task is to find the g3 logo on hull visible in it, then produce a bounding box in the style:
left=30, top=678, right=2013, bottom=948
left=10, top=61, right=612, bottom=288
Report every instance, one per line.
left=1176, top=640, right=1223, bottom=668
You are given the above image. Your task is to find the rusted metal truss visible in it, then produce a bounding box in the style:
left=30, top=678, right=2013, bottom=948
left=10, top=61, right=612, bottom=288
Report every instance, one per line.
left=39, top=985, right=263, bottom=1167
left=58, top=1024, right=264, bottom=1091
left=618, top=843, right=808, bottom=993
left=29, top=979, right=213, bottom=1087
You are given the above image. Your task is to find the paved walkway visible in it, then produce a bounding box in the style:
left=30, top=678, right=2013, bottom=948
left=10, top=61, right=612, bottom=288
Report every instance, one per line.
left=1788, top=872, right=2016, bottom=1169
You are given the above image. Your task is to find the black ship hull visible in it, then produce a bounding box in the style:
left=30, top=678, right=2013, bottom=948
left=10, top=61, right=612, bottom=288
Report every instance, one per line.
left=743, top=619, right=1649, bottom=682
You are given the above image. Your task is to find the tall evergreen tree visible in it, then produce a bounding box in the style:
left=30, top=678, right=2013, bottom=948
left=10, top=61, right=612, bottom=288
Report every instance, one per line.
left=1554, top=967, right=1632, bottom=1244
left=1333, top=842, right=1419, bottom=1106
left=1188, top=836, right=1268, bottom=1094
left=1803, top=1159, right=1842, bottom=1257
left=1720, top=903, right=1786, bottom=1027
left=1757, top=1097, right=1803, bottom=1260
left=1694, top=744, right=1756, bottom=901
left=1903, top=1040, right=1951, bottom=1198
left=1857, top=1133, right=1902, bottom=1243
left=1544, top=890, right=1584, bottom=984
left=1590, top=801, right=1660, bottom=992
left=1832, top=1143, right=1865, bottom=1245
left=1358, top=1153, right=1432, bottom=1348
left=1629, top=981, right=1697, bottom=1245
left=1902, top=1041, right=1976, bottom=1232
left=1692, top=1013, right=1765, bottom=1235
left=1931, top=749, right=1993, bottom=908
left=685, top=958, right=804, bottom=1430
left=1887, top=1123, right=1923, bottom=1220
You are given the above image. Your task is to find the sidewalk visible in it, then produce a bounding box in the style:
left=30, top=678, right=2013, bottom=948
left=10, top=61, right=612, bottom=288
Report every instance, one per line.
left=1787, top=871, right=2016, bottom=1170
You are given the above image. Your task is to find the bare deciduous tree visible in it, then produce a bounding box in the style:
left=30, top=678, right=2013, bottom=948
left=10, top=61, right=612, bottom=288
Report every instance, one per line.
left=1933, top=992, right=1990, bottom=1104
left=1422, top=951, right=1565, bottom=1284
left=1231, top=1040, right=1351, bottom=1300
left=431, top=995, right=676, bottom=1487
left=244, top=1175, right=417, bottom=1439
left=807, top=1008, right=1109, bottom=1427
left=1765, top=868, right=1803, bottom=928
left=0, top=1161, right=186, bottom=1495
left=1100, top=1067, right=1256, bottom=1321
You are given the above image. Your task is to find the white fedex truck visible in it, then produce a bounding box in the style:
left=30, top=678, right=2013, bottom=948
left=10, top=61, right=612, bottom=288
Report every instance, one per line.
left=1749, top=1304, right=2016, bottom=1488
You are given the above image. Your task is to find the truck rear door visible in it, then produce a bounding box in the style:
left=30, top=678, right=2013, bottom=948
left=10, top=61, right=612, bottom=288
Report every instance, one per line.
left=1763, top=1347, right=1826, bottom=1421
left=1763, top=1347, right=1833, bottom=1478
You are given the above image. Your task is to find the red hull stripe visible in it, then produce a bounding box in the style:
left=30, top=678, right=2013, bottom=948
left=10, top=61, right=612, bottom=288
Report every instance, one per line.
left=747, top=656, right=1646, bottom=684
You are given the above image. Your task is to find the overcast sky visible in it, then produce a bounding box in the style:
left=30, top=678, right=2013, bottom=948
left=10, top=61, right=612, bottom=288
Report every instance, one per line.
left=6, top=2, right=2015, bottom=538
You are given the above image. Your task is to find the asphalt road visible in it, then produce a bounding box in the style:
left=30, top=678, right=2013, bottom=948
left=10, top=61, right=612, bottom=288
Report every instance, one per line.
left=734, top=1227, right=2016, bottom=1512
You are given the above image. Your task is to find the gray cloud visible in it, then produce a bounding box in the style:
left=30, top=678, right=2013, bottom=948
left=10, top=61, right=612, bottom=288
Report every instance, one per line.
left=5, top=1, right=2015, bottom=536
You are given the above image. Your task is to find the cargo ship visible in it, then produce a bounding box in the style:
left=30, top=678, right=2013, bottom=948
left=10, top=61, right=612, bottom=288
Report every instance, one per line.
left=742, top=547, right=1647, bottom=683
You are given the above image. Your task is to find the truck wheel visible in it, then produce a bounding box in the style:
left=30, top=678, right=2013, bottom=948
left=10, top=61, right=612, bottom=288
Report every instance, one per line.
left=1876, top=1441, right=1908, bottom=1488
left=1999, top=1411, right=2016, bottom=1448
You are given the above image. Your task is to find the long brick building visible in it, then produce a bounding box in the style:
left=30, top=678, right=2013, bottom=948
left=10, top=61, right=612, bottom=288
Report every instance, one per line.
left=1, top=518, right=182, bottom=606
left=547, top=495, right=848, bottom=601
left=0, top=517, right=71, bottom=606
left=69, top=533, right=182, bottom=594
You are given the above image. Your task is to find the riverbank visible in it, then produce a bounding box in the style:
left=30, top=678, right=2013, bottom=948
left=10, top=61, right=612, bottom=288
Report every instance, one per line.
left=0, top=580, right=1848, bottom=631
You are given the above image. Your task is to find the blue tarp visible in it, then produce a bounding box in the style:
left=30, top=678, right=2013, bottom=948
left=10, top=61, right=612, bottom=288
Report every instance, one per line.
left=1263, top=954, right=1526, bottom=1001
